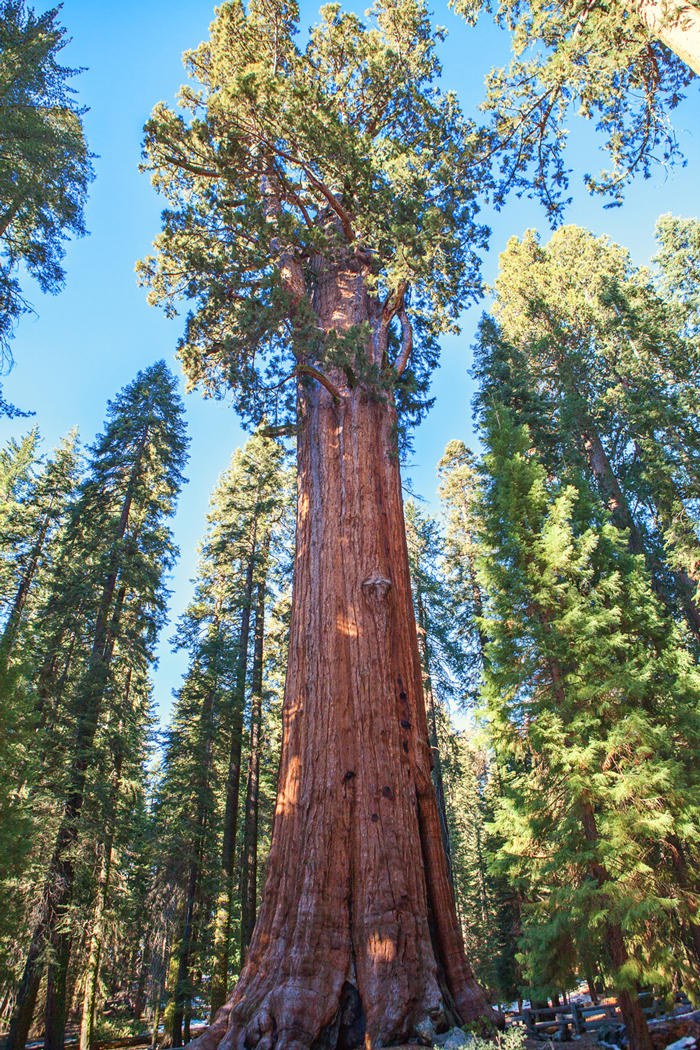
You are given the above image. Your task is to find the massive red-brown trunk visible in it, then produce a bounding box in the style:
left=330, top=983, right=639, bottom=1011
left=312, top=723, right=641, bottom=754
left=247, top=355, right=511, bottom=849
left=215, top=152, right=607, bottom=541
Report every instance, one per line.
left=192, top=263, right=494, bottom=1050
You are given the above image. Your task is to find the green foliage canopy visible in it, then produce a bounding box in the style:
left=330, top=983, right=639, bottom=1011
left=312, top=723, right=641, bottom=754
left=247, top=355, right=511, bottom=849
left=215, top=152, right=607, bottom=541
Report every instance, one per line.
left=0, top=0, right=94, bottom=408
left=138, top=0, right=488, bottom=437
left=455, top=0, right=699, bottom=221
left=477, top=407, right=700, bottom=998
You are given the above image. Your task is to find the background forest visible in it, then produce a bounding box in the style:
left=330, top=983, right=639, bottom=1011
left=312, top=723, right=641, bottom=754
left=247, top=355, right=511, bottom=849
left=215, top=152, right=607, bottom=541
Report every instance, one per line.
left=2, top=0, right=700, bottom=1048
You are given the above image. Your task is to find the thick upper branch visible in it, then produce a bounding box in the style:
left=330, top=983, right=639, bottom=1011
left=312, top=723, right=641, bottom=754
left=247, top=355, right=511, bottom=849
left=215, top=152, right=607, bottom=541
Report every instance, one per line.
left=262, top=137, right=356, bottom=242
left=295, top=364, right=343, bottom=403
left=301, top=166, right=355, bottom=242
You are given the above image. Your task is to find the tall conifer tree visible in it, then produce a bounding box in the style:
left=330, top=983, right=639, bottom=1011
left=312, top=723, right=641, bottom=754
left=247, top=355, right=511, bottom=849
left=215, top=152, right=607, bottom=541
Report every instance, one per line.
left=152, top=432, right=291, bottom=1046
left=0, top=428, right=82, bottom=988
left=476, top=225, right=700, bottom=646
left=139, top=0, right=496, bottom=1042
left=6, top=361, right=188, bottom=1050
left=0, top=0, right=94, bottom=414
left=475, top=406, right=700, bottom=1049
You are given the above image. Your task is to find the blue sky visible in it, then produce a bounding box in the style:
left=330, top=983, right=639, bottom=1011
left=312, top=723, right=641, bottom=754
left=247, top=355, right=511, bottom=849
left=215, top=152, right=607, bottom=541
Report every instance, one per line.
left=2, top=0, right=699, bottom=720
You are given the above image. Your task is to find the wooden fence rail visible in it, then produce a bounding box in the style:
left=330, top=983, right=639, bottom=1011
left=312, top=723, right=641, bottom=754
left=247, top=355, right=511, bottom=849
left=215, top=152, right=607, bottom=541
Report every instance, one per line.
left=509, top=995, right=693, bottom=1039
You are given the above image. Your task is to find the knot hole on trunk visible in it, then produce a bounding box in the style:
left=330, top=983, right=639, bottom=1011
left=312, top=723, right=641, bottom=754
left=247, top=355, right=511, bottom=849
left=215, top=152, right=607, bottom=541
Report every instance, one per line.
left=361, top=571, right=392, bottom=603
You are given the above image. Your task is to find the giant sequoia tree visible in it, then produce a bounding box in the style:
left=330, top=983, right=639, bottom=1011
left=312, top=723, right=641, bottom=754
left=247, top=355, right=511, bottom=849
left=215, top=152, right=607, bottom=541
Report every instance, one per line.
left=139, top=0, right=495, bottom=1045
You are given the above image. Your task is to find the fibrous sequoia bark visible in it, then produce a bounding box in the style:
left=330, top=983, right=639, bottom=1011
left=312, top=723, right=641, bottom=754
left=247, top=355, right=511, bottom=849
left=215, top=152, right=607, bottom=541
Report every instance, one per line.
left=191, top=262, right=495, bottom=1050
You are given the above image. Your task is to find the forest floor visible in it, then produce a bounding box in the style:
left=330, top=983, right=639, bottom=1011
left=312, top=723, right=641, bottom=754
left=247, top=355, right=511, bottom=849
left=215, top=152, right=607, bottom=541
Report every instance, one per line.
left=522, top=1035, right=604, bottom=1050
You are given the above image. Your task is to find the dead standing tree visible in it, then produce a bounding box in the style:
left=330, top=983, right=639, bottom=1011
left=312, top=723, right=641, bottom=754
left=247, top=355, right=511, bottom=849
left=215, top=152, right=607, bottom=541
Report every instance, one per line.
left=139, top=0, right=496, bottom=1045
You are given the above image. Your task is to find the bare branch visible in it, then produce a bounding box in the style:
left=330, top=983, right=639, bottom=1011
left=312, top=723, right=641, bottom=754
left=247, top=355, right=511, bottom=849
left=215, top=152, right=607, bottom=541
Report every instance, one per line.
left=394, top=308, right=414, bottom=375
left=261, top=423, right=299, bottom=437
left=374, top=281, right=408, bottom=366
left=572, top=0, right=599, bottom=41
left=270, top=157, right=315, bottom=230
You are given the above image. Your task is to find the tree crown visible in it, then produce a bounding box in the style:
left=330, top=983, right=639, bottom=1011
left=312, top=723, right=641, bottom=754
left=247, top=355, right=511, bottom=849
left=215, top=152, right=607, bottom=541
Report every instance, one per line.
left=0, top=0, right=94, bottom=368
left=139, top=0, right=488, bottom=434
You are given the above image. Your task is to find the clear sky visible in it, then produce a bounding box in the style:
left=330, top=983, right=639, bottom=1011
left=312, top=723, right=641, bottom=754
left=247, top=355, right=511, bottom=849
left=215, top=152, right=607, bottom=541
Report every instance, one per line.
left=2, top=0, right=699, bottom=721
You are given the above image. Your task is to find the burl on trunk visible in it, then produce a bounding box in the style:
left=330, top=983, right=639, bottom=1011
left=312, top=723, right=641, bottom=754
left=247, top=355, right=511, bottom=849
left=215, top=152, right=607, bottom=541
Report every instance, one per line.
left=192, top=264, right=495, bottom=1050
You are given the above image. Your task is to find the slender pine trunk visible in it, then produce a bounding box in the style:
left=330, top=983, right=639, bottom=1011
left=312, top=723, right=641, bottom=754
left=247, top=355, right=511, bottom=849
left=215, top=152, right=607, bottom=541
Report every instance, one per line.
left=239, top=568, right=267, bottom=965
left=415, top=587, right=452, bottom=883
left=151, top=984, right=162, bottom=1050
left=0, top=983, right=12, bottom=1021
left=161, top=952, right=181, bottom=1049
left=79, top=676, right=130, bottom=1050
left=474, top=822, right=488, bottom=929
left=35, top=625, right=79, bottom=738
left=0, top=498, right=55, bottom=669
left=165, top=673, right=218, bottom=1046
left=134, top=944, right=151, bottom=1022
left=584, top=956, right=599, bottom=1006
left=42, top=586, right=128, bottom=1050
left=578, top=407, right=700, bottom=641
left=455, top=497, right=489, bottom=663
left=209, top=534, right=257, bottom=1019
left=171, top=863, right=199, bottom=1049
left=580, top=426, right=646, bottom=554
left=579, top=416, right=700, bottom=642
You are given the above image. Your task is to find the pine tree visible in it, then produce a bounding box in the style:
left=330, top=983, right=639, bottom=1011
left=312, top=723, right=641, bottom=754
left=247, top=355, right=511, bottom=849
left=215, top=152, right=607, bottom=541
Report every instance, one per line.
left=436, top=441, right=524, bottom=1005
left=478, top=225, right=700, bottom=645
left=0, top=427, right=41, bottom=607
left=238, top=567, right=267, bottom=969
left=476, top=405, right=700, bottom=1049
left=437, top=440, right=490, bottom=677
left=207, top=433, right=290, bottom=1020
left=0, top=428, right=82, bottom=991
left=0, top=0, right=94, bottom=413
left=154, top=644, right=227, bottom=1049
left=654, top=214, right=700, bottom=344
left=0, top=428, right=81, bottom=669
left=151, top=431, right=292, bottom=1046
left=5, top=360, right=188, bottom=1050
left=78, top=660, right=155, bottom=1050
